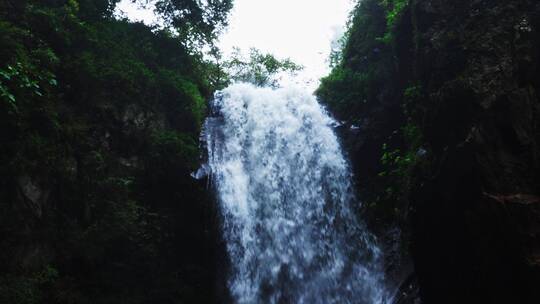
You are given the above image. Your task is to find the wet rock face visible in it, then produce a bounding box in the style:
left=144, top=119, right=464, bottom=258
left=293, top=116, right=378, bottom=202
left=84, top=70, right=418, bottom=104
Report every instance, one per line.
left=323, top=0, right=540, bottom=302
left=17, top=176, right=50, bottom=219
left=408, top=0, right=540, bottom=303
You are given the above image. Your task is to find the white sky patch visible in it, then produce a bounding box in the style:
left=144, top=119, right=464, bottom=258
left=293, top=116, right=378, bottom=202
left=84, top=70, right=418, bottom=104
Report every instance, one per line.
left=220, top=0, right=353, bottom=90
left=115, top=0, right=160, bottom=25
left=115, top=0, right=354, bottom=91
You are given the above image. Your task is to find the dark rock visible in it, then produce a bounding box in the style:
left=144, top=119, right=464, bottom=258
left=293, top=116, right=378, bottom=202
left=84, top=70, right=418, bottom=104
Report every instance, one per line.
left=320, top=0, right=540, bottom=302
left=408, top=1, right=540, bottom=303
left=16, top=175, right=50, bottom=219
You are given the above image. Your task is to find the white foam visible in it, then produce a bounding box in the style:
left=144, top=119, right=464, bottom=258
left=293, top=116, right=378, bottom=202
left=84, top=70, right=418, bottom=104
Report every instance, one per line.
left=205, top=83, right=388, bottom=303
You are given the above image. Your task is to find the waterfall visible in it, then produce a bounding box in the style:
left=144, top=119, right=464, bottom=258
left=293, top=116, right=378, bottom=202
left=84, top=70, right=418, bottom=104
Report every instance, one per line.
left=201, top=83, right=387, bottom=304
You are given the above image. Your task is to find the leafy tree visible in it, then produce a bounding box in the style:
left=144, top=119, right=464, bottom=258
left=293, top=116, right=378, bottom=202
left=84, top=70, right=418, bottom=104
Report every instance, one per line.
left=0, top=1, right=231, bottom=302
left=130, top=0, right=233, bottom=46
left=224, top=47, right=303, bottom=88
left=77, top=0, right=122, bottom=19
left=317, top=0, right=390, bottom=122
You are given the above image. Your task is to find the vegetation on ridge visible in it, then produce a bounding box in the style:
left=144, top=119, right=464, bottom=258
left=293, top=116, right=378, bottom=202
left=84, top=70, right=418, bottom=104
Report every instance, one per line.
left=0, top=0, right=232, bottom=303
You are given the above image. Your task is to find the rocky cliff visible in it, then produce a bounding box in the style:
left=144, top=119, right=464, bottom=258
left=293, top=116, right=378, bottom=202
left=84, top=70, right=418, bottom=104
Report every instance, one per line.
left=0, top=2, right=224, bottom=303
left=318, top=0, right=540, bottom=303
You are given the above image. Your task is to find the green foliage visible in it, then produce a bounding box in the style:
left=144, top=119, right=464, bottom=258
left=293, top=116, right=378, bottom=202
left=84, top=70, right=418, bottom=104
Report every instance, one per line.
left=377, top=120, right=422, bottom=206
left=317, top=0, right=393, bottom=121
left=341, top=0, right=389, bottom=67
left=402, top=83, right=423, bottom=116
left=149, top=130, right=199, bottom=169
left=157, top=69, right=207, bottom=132
left=377, top=0, right=409, bottom=44
left=403, top=84, right=422, bottom=102
left=318, top=0, right=422, bottom=235
left=0, top=19, right=59, bottom=115
left=131, top=0, right=233, bottom=47
left=0, top=1, right=226, bottom=303
left=365, top=81, right=424, bottom=216
left=0, top=265, right=59, bottom=304
left=0, top=62, right=57, bottom=112
left=329, top=32, right=348, bottom=69
left=318, top=67, right=370, bottom=121
left=381, top=0, right=408, bottom=28
left=380, top=135, right=414, bottom=178
left=77, top=0, right=122, bottom=20
left=224, top=47, right=303, bottom=87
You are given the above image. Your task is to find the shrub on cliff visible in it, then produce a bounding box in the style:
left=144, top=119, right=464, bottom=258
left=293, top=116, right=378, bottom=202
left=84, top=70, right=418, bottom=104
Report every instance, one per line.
left=0, top=0, right=230, bottom=303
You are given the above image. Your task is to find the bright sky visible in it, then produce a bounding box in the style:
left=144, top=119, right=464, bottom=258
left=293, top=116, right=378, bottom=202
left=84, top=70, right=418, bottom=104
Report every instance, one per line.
left=115, top=0, right=354, bottom=90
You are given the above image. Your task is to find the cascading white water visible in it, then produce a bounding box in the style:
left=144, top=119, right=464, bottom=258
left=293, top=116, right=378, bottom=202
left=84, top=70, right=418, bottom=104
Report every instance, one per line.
left=202, top=83, right=387, bottom=304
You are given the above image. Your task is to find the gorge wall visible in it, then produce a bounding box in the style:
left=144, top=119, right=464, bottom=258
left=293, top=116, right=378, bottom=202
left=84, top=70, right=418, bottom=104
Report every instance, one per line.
left=318, top=0, right=540, bottom=303
left=0, top=1, right=226, bottom=303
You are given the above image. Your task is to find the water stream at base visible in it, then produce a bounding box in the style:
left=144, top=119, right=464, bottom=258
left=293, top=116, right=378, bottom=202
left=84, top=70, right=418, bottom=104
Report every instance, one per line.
left=198, top=83, right=388, bottom=304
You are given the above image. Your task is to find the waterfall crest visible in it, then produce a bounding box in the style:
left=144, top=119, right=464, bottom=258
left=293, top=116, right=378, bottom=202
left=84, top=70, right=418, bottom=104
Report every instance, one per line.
left=203, top=83, right=387, bottom=304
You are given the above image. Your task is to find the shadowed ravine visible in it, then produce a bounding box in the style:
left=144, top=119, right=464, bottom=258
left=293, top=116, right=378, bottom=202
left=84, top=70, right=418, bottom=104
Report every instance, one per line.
left=197, top=83, right=389, bottom=303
